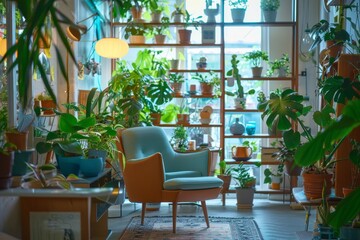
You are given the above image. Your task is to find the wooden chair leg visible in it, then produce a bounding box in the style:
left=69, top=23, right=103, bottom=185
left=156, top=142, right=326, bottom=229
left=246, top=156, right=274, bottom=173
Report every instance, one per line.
left=141, top=203, right=146, bottom=225
left=172, top=202, right=177, bottom=233
left=201, top=201, right=210, bottom=228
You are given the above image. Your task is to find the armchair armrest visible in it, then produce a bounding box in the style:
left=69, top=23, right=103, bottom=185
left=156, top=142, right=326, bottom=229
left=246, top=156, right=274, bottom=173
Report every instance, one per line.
left=123, top=152, right=165, bottom=203
left=172, top=149, right=210, bottom=176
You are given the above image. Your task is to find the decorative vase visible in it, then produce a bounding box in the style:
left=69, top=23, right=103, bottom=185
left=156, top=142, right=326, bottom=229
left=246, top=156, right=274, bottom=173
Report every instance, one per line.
left=302, top=173, right=332, bottom=200
left=230, top=118, right=245, bottom=135
left=204, top=5, right=219, bottom=23
left=231, top=8, right=246, bottom=23
left=262, top=10, right=277, bottom=22
left=80, top=157, right=103, bottom=178
left=245, top=121, right=256, bottom=135
left=178, top=29, right=192, bottom=44
left=12, top=149, right=34, bottom=176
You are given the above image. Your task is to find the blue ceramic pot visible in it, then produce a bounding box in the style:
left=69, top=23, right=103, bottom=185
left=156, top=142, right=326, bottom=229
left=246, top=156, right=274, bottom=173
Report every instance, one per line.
left=56, top=155, right=82, bottom=177
left=245, top=122, right=256, bottom=135
left=88, top=149, right=106, bottom=171
left=80, top=157, right=103, bottom=178
left=12, top=149, right=34, bottom=176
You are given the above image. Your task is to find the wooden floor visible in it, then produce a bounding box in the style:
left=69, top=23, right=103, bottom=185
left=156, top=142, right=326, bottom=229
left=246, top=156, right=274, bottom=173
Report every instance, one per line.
left=107, top=194, right=317, bottom=240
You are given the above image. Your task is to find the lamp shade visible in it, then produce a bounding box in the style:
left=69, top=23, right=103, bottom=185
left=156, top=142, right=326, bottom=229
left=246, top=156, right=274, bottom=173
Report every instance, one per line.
left=95, top=38, right=129, bottom=59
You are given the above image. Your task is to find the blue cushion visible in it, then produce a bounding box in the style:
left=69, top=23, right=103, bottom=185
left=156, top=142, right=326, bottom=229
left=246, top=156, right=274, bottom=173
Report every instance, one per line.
left=163, top=176, right=223, bottom=190
left=166, top=171, right=202, bottom=180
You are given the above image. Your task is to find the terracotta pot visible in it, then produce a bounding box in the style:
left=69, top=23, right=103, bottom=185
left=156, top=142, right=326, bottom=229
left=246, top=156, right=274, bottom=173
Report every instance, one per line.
left=6, top=131, right=28, bottom=151
left=171, top=82, right=183, bottom=96
left=342, top=187, right=354, bottom=197
left=302, top=173, right=332, bottom=200
left=155, top=34, right=166, bottom=44
left=178, top=29, right=192, bottom=44
left=131, top=6, right=143, bottom=21
left=284, top=161, right=302, bottom=176
left=151, top=12, right=162, bottom=23
left=150, top=113, right=161, bottom=125
left=200, top=83, right=213, bottom=96
left=271, top=182, right=281, bottom=190
left=40, top=99, right=56, bottom=115
left=177, top=114, right=189, bottom=124
left=0, top=151, right=14, bottom=189
left=217, top=175, right=231, bottom=193
left=326, top=40, right=343, bottom=59
left=130, top=35, right=145, bottom=44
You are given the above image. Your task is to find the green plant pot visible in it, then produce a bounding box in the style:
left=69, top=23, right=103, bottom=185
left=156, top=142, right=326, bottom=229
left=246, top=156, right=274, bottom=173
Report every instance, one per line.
left=12, top=149, right=34, bottom=176
left=80, top=157, right=103, bottom=178
left=56, top=155, right=82, bottom=177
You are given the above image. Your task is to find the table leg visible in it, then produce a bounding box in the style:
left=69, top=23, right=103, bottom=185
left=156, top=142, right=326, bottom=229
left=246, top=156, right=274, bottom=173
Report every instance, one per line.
left=304, top=206, right=312, bottom=231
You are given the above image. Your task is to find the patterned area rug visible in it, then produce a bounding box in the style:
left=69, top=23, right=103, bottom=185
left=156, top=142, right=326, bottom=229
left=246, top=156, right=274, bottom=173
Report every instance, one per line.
left=119, top=216, right=263, bottom=240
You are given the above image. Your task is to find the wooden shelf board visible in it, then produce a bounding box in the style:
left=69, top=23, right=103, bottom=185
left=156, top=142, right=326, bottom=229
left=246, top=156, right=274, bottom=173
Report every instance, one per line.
left=169, top=69, right=222, bottom=73
left=224, top=159, right=280, bottom=165
left=224, top=109, right=262, bottom=112
left=129, top=43, right=223, bottom=47
left=156, top=123, right=222, bottom=127
left=224, top=77, right=293, bottom=81
left=224, top=134, right=281, bottom=138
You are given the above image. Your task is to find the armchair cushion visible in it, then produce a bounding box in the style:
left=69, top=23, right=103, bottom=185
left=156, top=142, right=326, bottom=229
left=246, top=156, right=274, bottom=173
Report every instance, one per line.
left=164, top=176, right=223, bottom=190
left=165, top=171, right=201, bottom=180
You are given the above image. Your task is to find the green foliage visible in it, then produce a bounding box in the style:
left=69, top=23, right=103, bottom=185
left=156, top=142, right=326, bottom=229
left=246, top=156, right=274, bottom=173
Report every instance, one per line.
left=228, top=0, right=248, bottom=9
left=242, top=50, right=269, bottom=67
left=231, top=162, right=256, bottom=188
left=124, top=22, right=149, bottom=39
left=170, top=125, right=188, bottom=152
left=219, top=160, right=233, bottom=175
left=263, top=164, right=283, bottom=184
left=267, top=54, right=290, bottom=76
left=168, top=73, right=185, bottom=83
left=171, top=2, right=186, bottom=19
left=320, top=75, right=360, bottom=104
left=257, top=91, right=266, bottom=103
left=242, top=140, right=258, bottom=153
left=183, top=10, right=203, bottom=30
left=309, top=20, right=350, bottom=51
left=260, top=0, right=280, bottom=11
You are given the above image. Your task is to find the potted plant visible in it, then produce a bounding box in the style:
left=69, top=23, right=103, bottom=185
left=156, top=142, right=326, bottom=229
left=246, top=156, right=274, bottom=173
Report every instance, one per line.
left=242, top=50, right=269, bottom=77
left=176, top=99, right=190, bottom=124
left=228, top=0, right=248, bottom=23
left=256, top=90, right=266, bottom=108
left=124, top=22, right=149, bottom=44
left=267, top=54, right=291, bottom=77
left=231, top=162, right=256, bottom=208
left=171, top=2, right=186, bottom=23
left=218, top=159, right=233, bottom=194
left=35, top=113, right=97, bottom=177
left=204, top=0, right=220, bottom=23
left=226, top=55, right=255, bottom=109
left=152, top=16, right=171, bottom=44
left=178, top=10, right=203, bottom=44
left=168, top=73, right=185, bottom=96
left=309, top=20, right=350, bottom=58
left=342, top=139, right=360, bottom=196
left=263, top=163, right=284, bottom=190
left=169, top=125, right=188, bottom=152
left=196, top=57, right=208, bottom=70
left=260, top=0, right=280, bottom=22
left=192, top=71, right=221, bottom=96
left=169, top=51, right=185, bottom=70
left=272, top=140, right=302, bottom=176
left=34, top=91, right=57, bottom=115
left=147, top=2, right=167, bottom=23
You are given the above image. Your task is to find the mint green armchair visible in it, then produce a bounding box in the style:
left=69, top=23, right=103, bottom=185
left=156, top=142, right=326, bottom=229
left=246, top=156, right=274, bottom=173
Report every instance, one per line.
left=117, top=126, right=223, bottom=233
